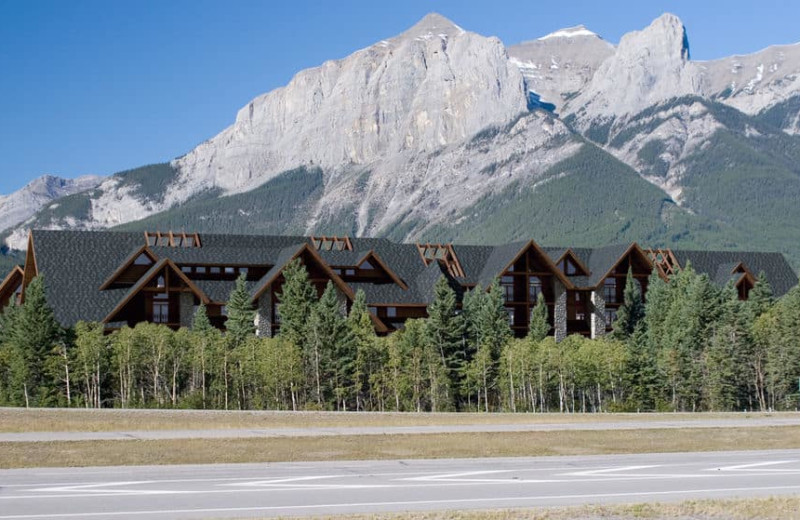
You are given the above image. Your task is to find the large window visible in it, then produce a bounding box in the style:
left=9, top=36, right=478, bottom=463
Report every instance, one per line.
left=501, top=275, right=514, bottom=302
left=153, top=294, right=170, bottom=324
left=604, top=278, right=617, bottom=303
left=529, top=276, right=542, bottom=302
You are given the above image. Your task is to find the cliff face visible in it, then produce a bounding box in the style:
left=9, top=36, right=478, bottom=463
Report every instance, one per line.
left=6, top=13, right=800, bottom=267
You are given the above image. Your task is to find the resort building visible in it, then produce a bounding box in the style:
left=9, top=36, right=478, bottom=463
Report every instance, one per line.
left=1, top=230, right=796, bottom=340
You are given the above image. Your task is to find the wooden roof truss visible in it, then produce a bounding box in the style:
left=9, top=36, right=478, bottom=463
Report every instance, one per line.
left=144, top=231, right=202, bottom=248
left=310, top=235, right=353, bottom=251
left=416, top=243, right=466, bottom=278
left=645, top=247, right=681, bottom=277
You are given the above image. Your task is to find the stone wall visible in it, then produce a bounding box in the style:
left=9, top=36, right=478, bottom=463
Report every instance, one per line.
left=179, top=293, right=195, bottom=329
left=553, top=280, right=567, bottom=342
left=590, top=290, right=606, bottom=339
left=254, top=289, right=273, bottom=337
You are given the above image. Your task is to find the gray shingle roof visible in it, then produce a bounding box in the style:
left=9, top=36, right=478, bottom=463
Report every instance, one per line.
left=673, top=249, right=797, bottom=297
left=29, top=229, right=798, bottom=327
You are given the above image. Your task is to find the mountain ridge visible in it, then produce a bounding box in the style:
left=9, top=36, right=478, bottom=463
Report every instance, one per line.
left=3, top=12, right=800, bottom=270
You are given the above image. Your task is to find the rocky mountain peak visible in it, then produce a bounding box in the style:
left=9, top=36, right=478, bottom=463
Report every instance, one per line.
left=566, top=13, right=699, bottom=119
left=538, top=25, right=603, bottom=41
left=400, top=12, right=465, bottom=39
left=626, top=13, right=690, bottom=61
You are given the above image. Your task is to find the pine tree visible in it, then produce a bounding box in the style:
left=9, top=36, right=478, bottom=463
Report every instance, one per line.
left=306, top=281, right=347, bottom=407
left=347, top=290, right=377, bottom=410
left=528, top=292, right=549, bottom=342
left=192, top=303, right=213, bottom=333
left=226, top=273, right=255, bottom=347
left=424, top=276, right=463, bottom=408
left=468, top=278, right=512, bottom=411
left=612, top=268, right=644, bottom=340
left=6, top=276, right=63, bottom=407
left=276, top=259, right=317, bottom=403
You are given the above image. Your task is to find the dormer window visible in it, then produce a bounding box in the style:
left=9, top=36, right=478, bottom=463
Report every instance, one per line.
left=134, top=253, right=152, bottom=265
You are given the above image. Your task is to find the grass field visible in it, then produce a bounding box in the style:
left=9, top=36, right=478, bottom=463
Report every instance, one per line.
left=3, top=425, right=800, bottom=468
left=263, top=496, right=800, bottom=519
left=1, top=407, right=796, bottom=433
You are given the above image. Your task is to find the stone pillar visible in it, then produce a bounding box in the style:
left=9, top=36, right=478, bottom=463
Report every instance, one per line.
left=590, top=290, right=606, bottom=339
left=254, top=289, right=273, bottom=337
left=179, top=293, right=195, bottom=329
left=553, top=280, right=567, bottom=342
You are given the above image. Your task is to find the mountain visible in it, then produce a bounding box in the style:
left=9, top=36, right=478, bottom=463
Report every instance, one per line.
left=4, top=12, right=800, bottom=270
left=0, top=174, right=101, bottom=234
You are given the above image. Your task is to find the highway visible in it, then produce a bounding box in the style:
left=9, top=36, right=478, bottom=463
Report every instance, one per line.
left=2, top=450, right=800, bottom=519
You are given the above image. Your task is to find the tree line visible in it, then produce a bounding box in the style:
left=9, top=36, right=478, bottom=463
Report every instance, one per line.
left=0, top=259, right=798, bottom=412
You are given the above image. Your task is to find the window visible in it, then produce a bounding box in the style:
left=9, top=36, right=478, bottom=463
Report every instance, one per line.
left=387, top=307, right=397, bottom=318
left=507, top=307, right=515, bottom=326
left=196, top=266, right=207, bottom=274
left=605, top=309, right=618, bottom=325
left=134, top=253, right=152, bottom=265
left=240, top=267, right=248, bottom=275
left=345, top=269, right=355, bottom=276
left=220, top=305, right=228, bottom=317
left=360, top=260, right=374, bottom=270
left=181, top=266, right=192, bottom=274
left=332, top=268, right=342, bottom=275
left=152, top=294, right=169, bottom=324
left=501, top=275, right=515, bottom=302
left=528, top=276, right=542, bottom=302
left=224, top=267, right=236, bottom=274
left=210, top=267, right=221, bottom=274
left=156, top=276, right=165, bottom=288
left=604, top=278, right=617, bottom=303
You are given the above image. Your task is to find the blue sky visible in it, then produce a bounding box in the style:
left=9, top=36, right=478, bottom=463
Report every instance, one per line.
left=1, top=0, right=798, bottom=194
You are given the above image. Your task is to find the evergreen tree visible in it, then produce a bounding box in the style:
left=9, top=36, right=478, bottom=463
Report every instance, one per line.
left=424, top=276, right=463, bottom=408
left=5, top=276, right=63, bottom=406
left=528, top=292, right=550, bottom=342
left=612, top=268, right=645, bottom=340
left=276, top=259, right=317, bottom=402
left=468, top=278, right=512, bottom=411
left=347, top=290, right=377, bottom=410
left=192, top=303, right=213, bottom=333
left=226, top=273, right=256, bottom=346
left=306, top=282, right=347, bottom=407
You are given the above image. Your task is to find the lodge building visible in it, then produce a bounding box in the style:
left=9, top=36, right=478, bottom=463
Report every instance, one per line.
left=1, top=230, right=797, bottom=340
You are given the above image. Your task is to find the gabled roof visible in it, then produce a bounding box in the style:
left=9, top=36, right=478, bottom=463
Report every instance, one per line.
left=99, top=245, right=158, bottom=290
left=248, top=243, right=390, bottom=334
left=673, top=249, right=797, bottom=297
left=102, top=258, right=210, bottom=323
left=476, top=240, right=574, bottom=289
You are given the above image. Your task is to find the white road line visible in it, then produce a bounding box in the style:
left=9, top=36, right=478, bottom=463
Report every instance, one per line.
left=2, top=484, right=800, bottom=519
left=714, top=460, right=797, bottom=471
left=223, top=475, right=346, bottom=486
left=566, top=465, right=658, bottom=476
left=403, top=470, right=513, bottom=481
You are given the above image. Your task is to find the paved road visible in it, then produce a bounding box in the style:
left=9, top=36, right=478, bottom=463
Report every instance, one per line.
left=3, top=415, right=800, bottom=442
left=2, top=450, right=800, bottom=519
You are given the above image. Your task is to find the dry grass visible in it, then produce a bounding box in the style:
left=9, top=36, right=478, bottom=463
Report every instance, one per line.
left=3, top=425, right=800, bottom=469
left=0, top=407, right=795, bottom=433
left=255, top=496, right=800, bottom=519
